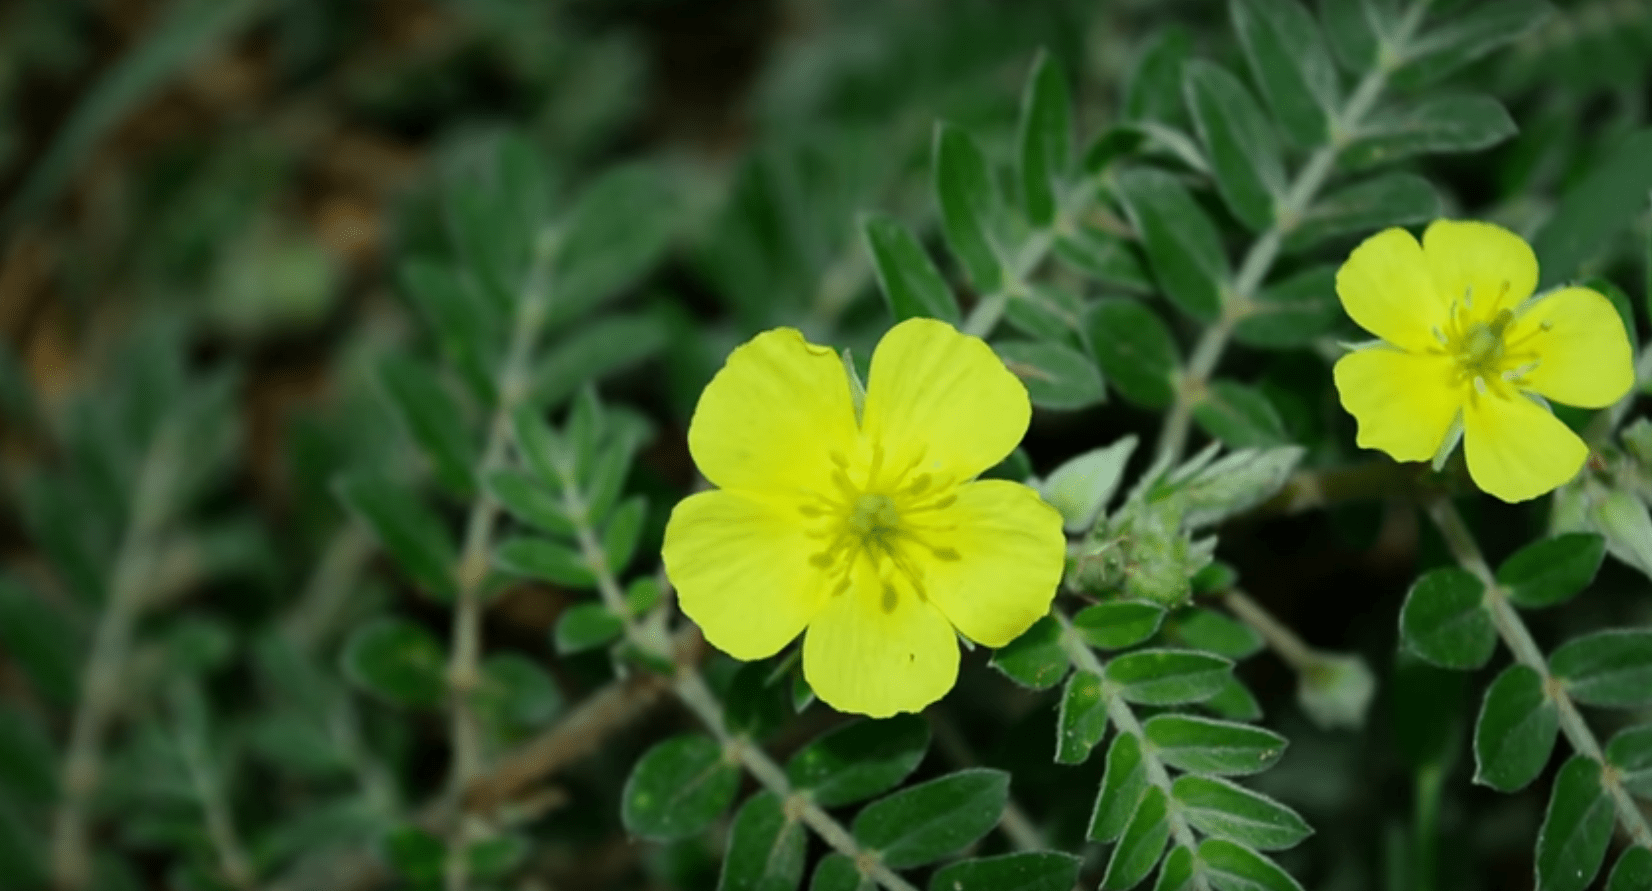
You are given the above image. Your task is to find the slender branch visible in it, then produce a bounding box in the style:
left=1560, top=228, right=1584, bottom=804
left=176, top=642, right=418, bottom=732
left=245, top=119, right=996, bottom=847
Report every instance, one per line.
left=443, top=232, right=557, bottom=891
left=1153, top=3, right=1425, bottom=466
left=1053, top=611, right=1210, bottom=890
left=49, top=422, right=179, bottom=890
left=1222, top=590, right=1314, bottom=671
left=1425, top=498, right=1652, bottom=850
left=176, top=705, right=257, bottom=891
left=282, top=520, right=375, bottom=651
left=960, top=193, right=1085, bottom=338
left=673, top=671, right=923, bottom=891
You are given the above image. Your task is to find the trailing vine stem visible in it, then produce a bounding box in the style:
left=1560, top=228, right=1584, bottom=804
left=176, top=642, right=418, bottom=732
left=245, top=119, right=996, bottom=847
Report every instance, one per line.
left=1425, top=497, right=1652, bottom=850
left=1053, top=610, right=1213, bottom=891
left=1153, top=0, right=1432, bottom=467
left=49, top=414, right=181, bottom=890
left=443, top=229, right=558, bottom=891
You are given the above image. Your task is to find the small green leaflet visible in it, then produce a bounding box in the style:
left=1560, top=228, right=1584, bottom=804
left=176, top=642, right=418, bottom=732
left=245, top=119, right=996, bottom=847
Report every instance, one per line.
left=850, top=769, right=1009, bottom=869
left=863, top=213, right=960, bottom=325
left=1198, top=838, right=1304, bottom=891
left=1089, top=298, right=1179, bottom=409
left=1106, top=649, right=1235, bottom=706
left=1399, top=567, right=1494, bottom=670
left=1472, top=663, right=1559, bottom=793
left=928, top=852, right=1081, bottom=891
left=1111, top=168, right=1230, bottom=322
left=1056, top=670, right=1111, bottom=765
left=786, top=715, right=930, bottom=808
left=1496, top=533, right=1605, bottom=609
left=718, top=791, right=805, bottom=891
left=1550, top=629, right=1652, bottom=707
left=341, top=618, right=448, bottom=709
left=1143, top=714, right=1287, bottom=776
left=1171, top=774, right=1311, bottom=851
left=991, top=616, right=1072, bottom=690
left=1535, top=756, right=1615, bottom=891
left=1089, top=731, right=1150, bottom=843
left=1073, top=600, right=1167, bottom=650
left=1101, top=784, right=1170, bottom=891
left=1605, top=724, right=1652, bottom=799
left=621, top=734, right=741, bottom=842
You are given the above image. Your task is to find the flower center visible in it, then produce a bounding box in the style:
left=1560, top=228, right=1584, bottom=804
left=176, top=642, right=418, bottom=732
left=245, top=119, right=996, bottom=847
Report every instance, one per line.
left=1454, top=308, right=1513, bottom=379
left=800, top=448, right=964, bottom=609
left=1434, top=294, right=1543, bottom=394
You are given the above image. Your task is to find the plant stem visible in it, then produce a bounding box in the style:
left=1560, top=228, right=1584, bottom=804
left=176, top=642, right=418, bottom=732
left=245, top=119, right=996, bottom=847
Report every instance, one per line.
left=1425, top=497, right=1652, bottom=850
left=49, top=423, right=178, bottom=890
left=282, top=520, right=375, bottom=651
left=443, top=233, right=556, bottom=891
left=1153, top=2, right=1424, bottom=466
left=1054, top=611, right=1211, bottom=890
left=176, top=708, right=258, bottom=891
left=1222, top=590, right=1315, bottom=671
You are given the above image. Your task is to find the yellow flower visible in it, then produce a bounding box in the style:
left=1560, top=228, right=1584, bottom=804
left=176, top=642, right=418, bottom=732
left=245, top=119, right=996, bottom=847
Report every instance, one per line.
left=661, top=318, right=1066, bottom=717
left=1333, top=220, right=1634, bottom=503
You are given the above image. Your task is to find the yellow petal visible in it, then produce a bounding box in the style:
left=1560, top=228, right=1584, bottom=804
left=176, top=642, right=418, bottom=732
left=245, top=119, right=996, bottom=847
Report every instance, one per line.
left=801, top=561, right=958, bottom=718
left=1508, top=286, right=1634, bottom=409
left=688, top=328, right=858, bottom=494
left=1422, top=219, right=1537, bottom=318
left=918, top=480, right=1065, bottom=648
left=861, top=318, right=1029, bottom=486
left=1333, top=347, right=1462, bottom=463
left=662, top=490, right=827, bottom=660
left=1335, top=227, right=1449, bottom=352
left=1462, top=390, right=1588, bottom=503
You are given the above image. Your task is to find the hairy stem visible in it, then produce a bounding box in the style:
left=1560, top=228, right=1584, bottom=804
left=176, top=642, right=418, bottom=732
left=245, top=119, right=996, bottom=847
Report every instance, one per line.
left=1426, top=497, right=1652, bottom=849
left=1222, top=590, right=1315, bottom=671
left=49, top=424, right=179, bottom=890
left=282, top=520, right=375, bottom=651
left=443, top=233, right=557, bottom=891
left=1153, top=2, right=1426, bottom=466
left=176, top=705, right=257, bottom=891
left=1054, top=611, right=1210, bottom=890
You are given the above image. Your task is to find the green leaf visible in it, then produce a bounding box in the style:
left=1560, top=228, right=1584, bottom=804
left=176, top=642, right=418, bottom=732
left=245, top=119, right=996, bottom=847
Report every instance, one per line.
left=1112, top=168, right=1230, bottom=322
left=1057, top=670, right=1111, bottom=765
left=495, top=536, right=595, bottom=588
left=1281, top=174, right=1440, bottom=254
left=1107, top=649, right=1235, bottom=706
left=719, top=791, right=805, bottom=891
left=933, top=124, right=1004, bottom=292
left=851, top=769, right=1008, bottom=869
left=1089, top=298, right=1180, bottom=409
left=485, top=469, right=575, bottom=537
left=1342, top=94, right=1517, bottom=171
left=1074, top=600, right=1168, bottom=650
left=995, top=340, right=1106, bottom=411
left=601, top=496, right=647, bottom=573
left=467, top=832, right=528, bottom=881
left=1399, top=567, right=1494, bottom=670
left=1172, top=608, right=1264, bottom=659
left=723, top=661, right=793, bottom=740
left=1054, top=226, right=1153, bottom=292
left=1535, top=755, right=1616, bottom=891
left=1497, top=533, right=1605, bottom=609
left=379, top=824, right=444, bottom=884
left=1143, top=714, right=1288, bottom=776
left=1126, top=27, right=1193, bottom=125
left=1198, top=839, right=1304, bottom=891
left=0, top=706, right=57, bottom=806
left=531, top=311, right=673, bottom=408
left=1090, top=731, right=1150, bottom=843
left=245, top=712, right=348, bottom=779
left=929, top=852, right=1082, bottom=891
left=621, top=734, right=741, bottom=842
left=1551, top=629, right=1652, bottom=708
left=1153, top=846, right=1197, bottom=891
left=1183, top=60, right=1285, bottom=231
left=1018, top=50, right=1073, bottom=228
left=1040, top=436, right=1138, bottom=533
left=1533, top=129, right=1652, bottom=288
left=1319, top=0, right=1385, bottom=73
left=1233, top=266, right=1340, bottom=348
left=1192, top=381, right=1289, bottom=448
left=335, top=474, right=457, bottom=600
left=553, top=603, right=624, bottom=655
left=1607, top=846, right=1652, bottom=891
left=1472, top=663, right=1558, bottom=792
left=400, top=259, right=501, bottom=401
left=0, top=576, right=79, bottom=707
left=1204, top=677, right=1266, bottom=722
left=786, top=715, right=930, bottom=808
left=476, top=653, right=562, bottom=733
left=811, top=854, right=874, bottom=891
left=1005, top=285, right=1088, bottom=343
left=377, top=355, right=475, bottom=495
left=1391, top=0, right=1551, bottom=89
left=1101, top=784, right=1171, bottom=891
left=864, top=213, right=961, bottom=324
left=341, top=618, right=447, bottom=709
left=1605, top=724, right=1652, bottom=799
left=990, top=616, right=1072, bottom=690
left=1172, top=775, right=1311, bottom=851
left=551, top=164, right=678, bottom=326
left=1232, top=0, right=1339, bottom=147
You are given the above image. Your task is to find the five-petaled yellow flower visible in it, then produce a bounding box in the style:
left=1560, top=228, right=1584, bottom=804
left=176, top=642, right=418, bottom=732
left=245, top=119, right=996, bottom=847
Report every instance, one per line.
left=662, top=318, right=1065, bottom=717
left=1333, top=219, right=1634, bottom=503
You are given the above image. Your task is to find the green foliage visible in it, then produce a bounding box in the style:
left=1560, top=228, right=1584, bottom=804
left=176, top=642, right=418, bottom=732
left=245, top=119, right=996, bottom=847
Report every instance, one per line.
left=1400, top=567, right=1495, bottom=670
left=851, top=770, right=1009, bottom=869
left=786, top=716, right=931, bottom=808
left=1472, top=664, right=1559, bottom=792
left=1536, top=756, right=1617, bottom=891
left=622, top=734, right=742, bottom=842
